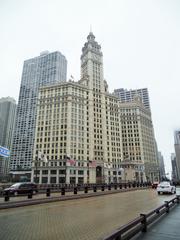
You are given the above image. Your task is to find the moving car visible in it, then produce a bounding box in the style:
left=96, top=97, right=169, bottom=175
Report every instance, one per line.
left=157, top=181, right=176, bottom=195
left=152, top=181, right=159, bottom=189
left=3, top=182, right=38, bottom=196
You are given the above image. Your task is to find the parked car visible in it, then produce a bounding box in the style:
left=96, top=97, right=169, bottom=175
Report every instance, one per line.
left=0, top=186, right=3, bottom=195
left=3, top=182, right=38, bottom=196
left=157, top=181, right=176, bottom=194
left=152, top=181, right=159, bottom=189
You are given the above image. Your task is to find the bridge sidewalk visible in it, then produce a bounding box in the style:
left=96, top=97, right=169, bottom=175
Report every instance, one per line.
left=136, top=204, right=180, bottom=240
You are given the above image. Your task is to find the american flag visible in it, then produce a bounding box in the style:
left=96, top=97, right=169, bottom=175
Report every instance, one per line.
left=104, top=162, right=112, bottom=168
left=67, top=158, right=76, bottom=166
left=89, top=160, right=96, bottom=168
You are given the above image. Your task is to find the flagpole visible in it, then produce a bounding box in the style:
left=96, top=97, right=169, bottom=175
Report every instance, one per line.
left=65, top=156, right=67, bottom=185
left=88, top=160, right=89, bottom=184
left=35, top=156, right=38, bottom=184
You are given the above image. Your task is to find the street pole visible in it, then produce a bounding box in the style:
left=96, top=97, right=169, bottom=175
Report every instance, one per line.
left=103, top=163, right=105, bottom=184
left=35, top=157, right=38, bottom=184
left=65, top=158, right=67, bottom=186
left=88, top=161, right=89, bottom=184
left=124, top=168, right=126, bottom=183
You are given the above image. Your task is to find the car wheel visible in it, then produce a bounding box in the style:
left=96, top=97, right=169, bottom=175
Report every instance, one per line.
left=158, top=191, right=160, bottom=195
left=14, top=192, right=18, bottom=196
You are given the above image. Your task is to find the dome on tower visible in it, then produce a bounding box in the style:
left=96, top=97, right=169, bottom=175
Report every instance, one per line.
left=87, top=31, right=95, bottom=41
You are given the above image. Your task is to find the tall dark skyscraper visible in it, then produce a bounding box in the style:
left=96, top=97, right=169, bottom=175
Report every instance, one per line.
left=10, top=51, right=67, bottom=172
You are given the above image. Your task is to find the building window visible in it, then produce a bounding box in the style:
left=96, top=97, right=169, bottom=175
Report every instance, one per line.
left=78, top=170, right=84, bottom=175
left=59, top=169, right=66, bottom=174
left=50, top=177, right=56, bottom=183
left=42, top=177, right=48, bottom=183
left=51, top=170, right=57, bottom=174
left=42, top=170, right=48, bottom=175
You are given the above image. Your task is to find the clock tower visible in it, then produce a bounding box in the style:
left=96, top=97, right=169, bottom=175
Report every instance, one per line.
left=80, top=32, right=108, bottom=175
left=80, top=32, right=105, bottom=93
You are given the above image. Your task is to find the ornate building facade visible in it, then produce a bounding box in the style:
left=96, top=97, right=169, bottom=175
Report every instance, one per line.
left=31, top=32, right=159, bottom=184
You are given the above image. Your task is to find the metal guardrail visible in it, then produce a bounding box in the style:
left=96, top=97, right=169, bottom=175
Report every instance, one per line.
left=103, top=195, right=180, bottom=240
left=1, top=183, right=149, bottom=202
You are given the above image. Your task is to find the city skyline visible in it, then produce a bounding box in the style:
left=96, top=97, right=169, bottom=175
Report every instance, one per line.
left=1, top=0, right=180, bottom=174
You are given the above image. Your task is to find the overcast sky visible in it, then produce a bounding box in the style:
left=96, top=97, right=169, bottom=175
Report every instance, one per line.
left=1, top=0, right=180, bottom=174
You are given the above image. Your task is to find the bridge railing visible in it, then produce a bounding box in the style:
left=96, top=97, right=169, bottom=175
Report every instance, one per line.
left=2, top=183, right=149, bottom=201
left=103, top=195, right=179, bottom=240
left=1, top=182, right=149, bottom=195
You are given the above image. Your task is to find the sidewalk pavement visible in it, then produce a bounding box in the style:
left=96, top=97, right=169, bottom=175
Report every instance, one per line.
left=135, top=202, right=180, bottom=240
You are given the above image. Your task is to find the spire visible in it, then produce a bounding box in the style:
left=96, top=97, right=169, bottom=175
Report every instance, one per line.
left=90, top=24, right=92, bottom=33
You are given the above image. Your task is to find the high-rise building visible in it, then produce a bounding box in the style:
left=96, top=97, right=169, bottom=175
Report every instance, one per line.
left=174, top=130, right=180, bottom=181
left=0, top=97, right=16, bottom=176
left=113, top=88, right=150, bottom=110
left=113, top=84, right=160, bottom=182
left=119, top=95, right=159, bottom=183
left=10, top=51, right=67, bottom=172
left=171, top=153, right=179, bottom=182
left=158, top=151, right=165, bottom=181
left=31, top=32, right=159, bottom=184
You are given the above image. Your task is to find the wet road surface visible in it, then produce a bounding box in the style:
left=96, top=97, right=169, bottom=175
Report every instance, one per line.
left=0, top=189, right=175, bottom=240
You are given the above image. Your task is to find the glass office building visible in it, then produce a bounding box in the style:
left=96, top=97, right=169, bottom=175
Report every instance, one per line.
left=10, top=51, right=67, bottom=172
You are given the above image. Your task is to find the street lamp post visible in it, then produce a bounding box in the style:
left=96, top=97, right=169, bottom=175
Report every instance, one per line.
left=64, top=157, right=67, bottom=185
left=119, top=167, right=126, bottom=183
left=65, top=161, right=67, bottom=185
left=35, top=158, right=38, bottom=183
left=103, top=163, right=105, bottom=184
left=34, top=155, right=39, bottom=184
left=87, top=161, right=90, bottom=184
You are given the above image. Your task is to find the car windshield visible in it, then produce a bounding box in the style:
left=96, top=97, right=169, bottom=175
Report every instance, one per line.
left=160, top=182, right=170, bottom=186
left=10, top=183, right=22, bottom=188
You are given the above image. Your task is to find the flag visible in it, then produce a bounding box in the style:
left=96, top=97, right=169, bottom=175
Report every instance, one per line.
left=104, top=162, right=112, bottom=168
left=108, top=163, right=112, bottom=169
left=0, top=146, right=10, bottom=157
left=38, top=151, right=43, bottom=160
left=64, top=155, right=71, bottom=160
left=38, top=151, right=48, bottom=163
left=67, top=158, right=76, bottom=166
left=42, top=154, right=48, bottom=163
left=89, top=160, right=96, bottom=168
left=104, top=162, right=108, bottom=168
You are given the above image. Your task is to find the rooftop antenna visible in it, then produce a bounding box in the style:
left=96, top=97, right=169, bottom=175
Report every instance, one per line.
left=90, top=24, right=92, bottom=33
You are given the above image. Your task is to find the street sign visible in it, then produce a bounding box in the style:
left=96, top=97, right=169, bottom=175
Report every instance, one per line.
left=0, top=146, right=10, bottom=157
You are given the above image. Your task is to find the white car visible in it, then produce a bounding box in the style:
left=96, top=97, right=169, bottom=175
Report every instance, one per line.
left=157, top=181, right=176, bottom=195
